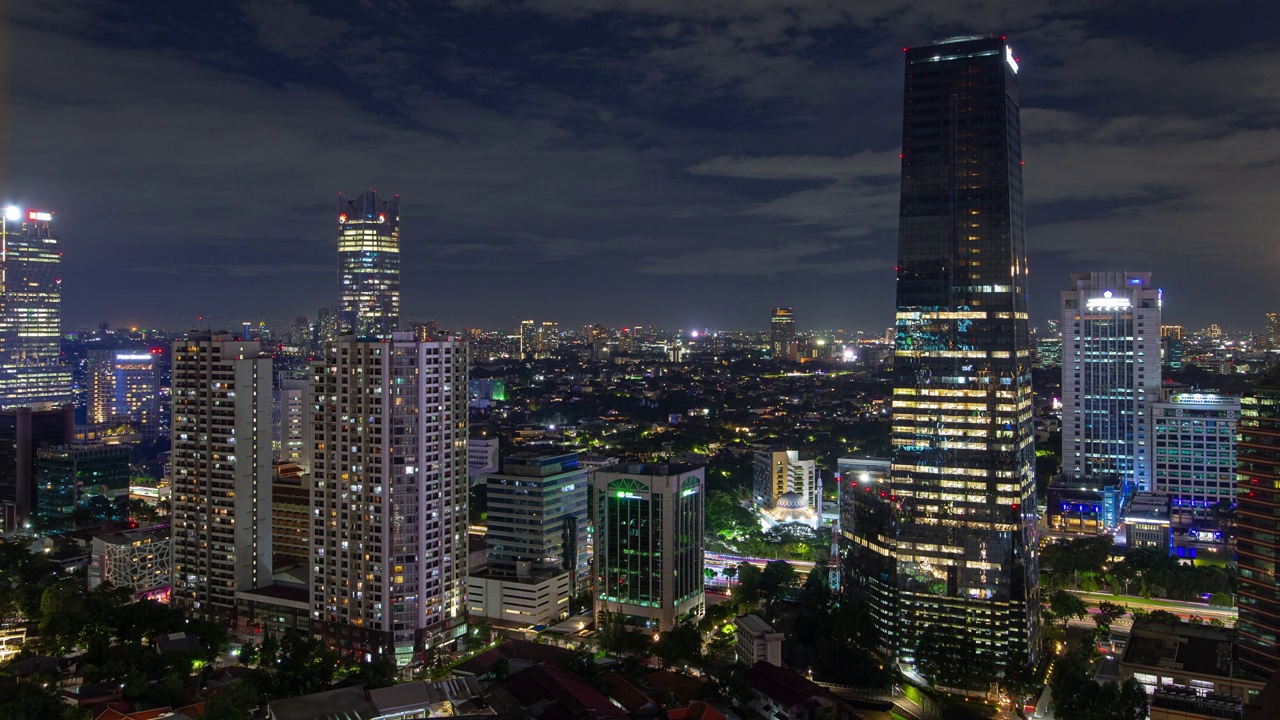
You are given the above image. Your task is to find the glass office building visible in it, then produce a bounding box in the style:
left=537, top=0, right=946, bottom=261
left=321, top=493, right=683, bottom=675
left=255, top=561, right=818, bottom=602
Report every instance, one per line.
left=0, top=207, right=72, bottom=408
left=337, top=191, right=400, bottom=338
left=882, top=35, right=1039, bottom=675
left=1237, top=366, right=1280, bottom=676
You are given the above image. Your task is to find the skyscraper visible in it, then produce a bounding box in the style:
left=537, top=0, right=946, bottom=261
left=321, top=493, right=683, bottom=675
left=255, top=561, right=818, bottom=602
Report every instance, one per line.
left=170, top=333, right=272, bottom=622
left=1061, top=272, right=1161, bottom=493
left=484, top=451, right=589, bottom=584
left=88, top=350, right=160, bottom=432
left=770, top=307, right=797, bottom=361
left=1265, top=313, right=1279, bottom=350
left=879, top=35, right=1038, bottom=676
left=753, top=447, right=819, bottom=513
left=337, top=191, right=400, bottom=337
left=310, top=333, right=469, bottom=665
left=1237, top=365, right=1280, bottom=676
left=594, top=463, right=705, bottom=632
left=1152, top=388, right=1238, bottom=531
left=0, top=207, right=72, bottom=408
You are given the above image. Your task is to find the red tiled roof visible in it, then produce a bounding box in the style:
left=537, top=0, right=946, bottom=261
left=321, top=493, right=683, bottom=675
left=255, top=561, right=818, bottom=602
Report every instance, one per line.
left=745, top=661, right=829, bottom=708
left=127, top=709, right=174, bottom=720
left=454, top=639, right=572, bottom=675
left=599, top=671, right=658, bottom=714
left=175, top=702, right=206, bottom=718
left=503, top=664, right=627, bottom=720
left=667, top=701, right=726, bottom=720
left=93, top=710, right=129, bottom=720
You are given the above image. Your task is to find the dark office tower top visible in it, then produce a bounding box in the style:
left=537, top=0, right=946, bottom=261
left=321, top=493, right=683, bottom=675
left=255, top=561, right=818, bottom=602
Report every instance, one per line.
left=337, top=191, right=400, bottom=338
left=889, top=35, right=1038, bottom=674
left=1238, top=365, right=1280, bottom=677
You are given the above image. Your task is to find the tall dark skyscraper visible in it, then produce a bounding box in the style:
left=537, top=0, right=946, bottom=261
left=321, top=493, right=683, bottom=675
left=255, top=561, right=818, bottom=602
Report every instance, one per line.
left=770, top=307, right=797, bottom=361
left=337, top=191, right=400, bottom=337
left=1238, top=365, right=1280, bottom=677
left=852, top=35, right=1038, bottom=678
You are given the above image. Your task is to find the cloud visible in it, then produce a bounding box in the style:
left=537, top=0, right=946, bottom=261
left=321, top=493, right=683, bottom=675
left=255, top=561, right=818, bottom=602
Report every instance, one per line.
left=687, top=151, right=899, bottom=181
left=640, top=239, right=890, bottom=276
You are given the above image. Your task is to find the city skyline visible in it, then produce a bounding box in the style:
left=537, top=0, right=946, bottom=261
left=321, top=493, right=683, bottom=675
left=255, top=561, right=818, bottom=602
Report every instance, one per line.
left=5, top=3, right=1279, bottom=331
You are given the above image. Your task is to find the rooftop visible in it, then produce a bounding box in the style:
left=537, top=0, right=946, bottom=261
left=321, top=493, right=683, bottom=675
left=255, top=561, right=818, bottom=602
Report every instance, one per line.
left=1122, top=621, right=1237, bottom=678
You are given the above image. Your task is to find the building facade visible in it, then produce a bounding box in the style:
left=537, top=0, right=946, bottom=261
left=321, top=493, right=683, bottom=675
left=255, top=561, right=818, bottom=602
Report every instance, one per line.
left=1152, top=389, right=1239, bottom=529
left=1238, top=365, right=1280, bottom=676
left=0, top=404, right=74, bottom=524
left=272, top=463, right=311, bottom=571
left=88, top=350, right=160, bottom=433
left=753, top=448, right=818, bottom=513
left=277, top=375, right=310, bottom=469
left=885, top=35, right=1039, bottom=675
left=769, top=308, right=797, bottom=361
left=170, top=333, right=273, bottom=622
left=0, top=206, right=72, bottom=408
left=836, top=458, right=896, bottom=654
left=484, top=451, right=589, bottom=585
left=310, top=334, right=469, bottom=665
left=467, top=436, right=499, bottom=487
left=593, top=463, right=704, bottom=632
left=337, top=191, right=400, bottom=337
left=89, top=527, right=172, bottom=602
left=1061, top=272, right=1161, bottom=493
left=34, top=443, right=130, bottom=531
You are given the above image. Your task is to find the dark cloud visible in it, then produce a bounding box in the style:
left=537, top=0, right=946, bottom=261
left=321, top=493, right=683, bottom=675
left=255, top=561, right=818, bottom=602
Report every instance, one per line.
left=2, top=0, right=1277, bottom=331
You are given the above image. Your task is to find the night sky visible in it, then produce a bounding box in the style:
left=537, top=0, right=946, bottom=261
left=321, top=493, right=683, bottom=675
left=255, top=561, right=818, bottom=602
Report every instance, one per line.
left=5, top=1, right=1278, bottom=334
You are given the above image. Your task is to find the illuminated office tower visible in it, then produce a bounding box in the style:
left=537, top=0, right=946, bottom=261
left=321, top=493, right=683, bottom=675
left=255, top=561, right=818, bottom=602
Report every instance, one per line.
left=1151, top=388, right=1238, bottom=530
left=1161, top=325, right=1184, bottom=371
left=88, top=350, right=159, bottom=430
left=882, top=36, right=1038, bottom=675
left=593, top=463, right=704, bottom=632
left=0, top=207, right=72, bottom=408
left=1237, top=366, right=1280, bottom=676
left=337, top=191, right=400, bottom=337
left=1265, top=313, right=1279, bottom=350
left=770, top=307, right=797, bottom=361
left=310, top=334, right=469, bottom=665
left=170, top=333, right=272, bottom=622
left=1061, top=272, right=1161, bottom=492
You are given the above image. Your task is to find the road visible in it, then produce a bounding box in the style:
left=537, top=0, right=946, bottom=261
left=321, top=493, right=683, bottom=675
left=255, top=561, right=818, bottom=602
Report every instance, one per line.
left=704, top=551, right=817, bottom=584
left=1068, top=590, right=1236, bottom=625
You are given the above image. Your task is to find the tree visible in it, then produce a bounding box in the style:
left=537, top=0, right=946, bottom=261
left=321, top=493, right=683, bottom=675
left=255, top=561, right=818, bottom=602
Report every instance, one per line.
left=560, top=646, right=598, bottom=680
left=597, top=611, right=653, bottom=657
left=653, top=620, right=703, bottom=669
left=38, top=579, right=87, bottom=653
left=1094, top=600, right=1126, bottom=633
left=202, top=680, right=261, bottom=720
left=1046, top=589, right=1088, bottom=630
left=734, top=562, right=762, bottom=610
left=759, top=560, right=799, bottom=619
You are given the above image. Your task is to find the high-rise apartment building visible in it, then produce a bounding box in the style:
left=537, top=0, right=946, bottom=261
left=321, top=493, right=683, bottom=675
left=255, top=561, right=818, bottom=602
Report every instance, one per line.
left=1152, top=389, right=1239, bottom=530
left=1061, top=272, right=1161, bottom=492
left=519, top=320, right=536, bottom=359
left=277, top=375, right=310, bottom=469
left=88, top=350, right=160, bottom=431
left=484, top=451, right=589, bottom=583
left=1265, top=313, right=1280, bottom=351
left=0, top=207, right=72, bottom=408
left=753, top=447, right=818, bottom=512
left=310, top=334, right=469, bottom=665
left=880, top=35, right=1039, bottom=674
left=770, top=307, right=798, bottom=361
left=170, top=333, right=272, bottom=622
left=1237, top=365, right=1280, bottom=676
left=337, top=191, right=400, bottom=337
left=594, top=463, right=704, bottom=632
